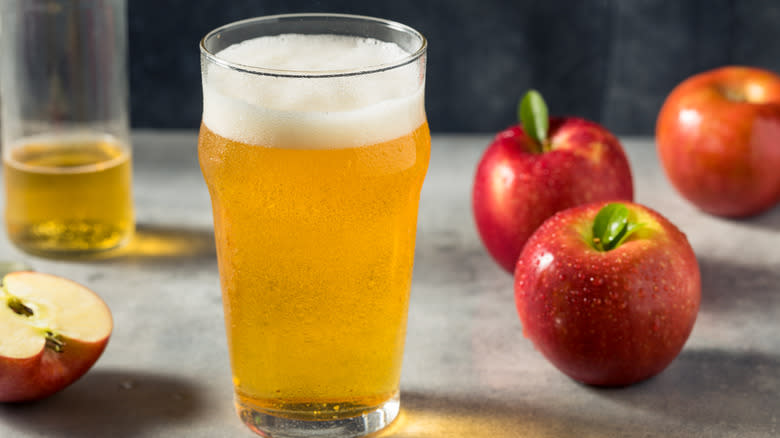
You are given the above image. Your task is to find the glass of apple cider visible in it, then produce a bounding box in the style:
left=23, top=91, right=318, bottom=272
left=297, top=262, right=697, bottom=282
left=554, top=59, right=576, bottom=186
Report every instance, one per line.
left=0, top=0, right=133, bottom=256
left=199, top=13, right=429, bottom=438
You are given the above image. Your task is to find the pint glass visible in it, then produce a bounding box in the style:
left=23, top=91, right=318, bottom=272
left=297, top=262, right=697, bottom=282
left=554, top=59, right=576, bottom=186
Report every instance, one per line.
left=198, top=14, right=429, bottom=437
left=0, top=0, right=133, bottom=255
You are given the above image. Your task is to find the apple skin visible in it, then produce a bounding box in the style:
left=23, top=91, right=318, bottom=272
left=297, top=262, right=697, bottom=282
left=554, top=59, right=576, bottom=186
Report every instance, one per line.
left=0, top=272, right=112, bottom=402
left=656, top=66, right=780, bottom=217
left=0, top=334, right=109, bottom=402
left=473, top=118, right=634, bottom=273
left=514, top=201, right=700, bottom=386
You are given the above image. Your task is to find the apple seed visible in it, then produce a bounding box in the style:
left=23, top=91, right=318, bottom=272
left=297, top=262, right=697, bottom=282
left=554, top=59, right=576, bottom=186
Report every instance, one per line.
left=3, top=283, right=66, bottom=354
left=7, top=296, right=34, bottom=317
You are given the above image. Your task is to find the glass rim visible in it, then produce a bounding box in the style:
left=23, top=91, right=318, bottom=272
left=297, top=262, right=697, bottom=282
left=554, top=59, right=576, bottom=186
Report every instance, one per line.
left=199, top=13, right=427, bottom=78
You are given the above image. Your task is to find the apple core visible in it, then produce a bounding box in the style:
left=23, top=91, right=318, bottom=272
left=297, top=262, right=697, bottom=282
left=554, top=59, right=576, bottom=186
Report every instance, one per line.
left=1, top=272, right=112, bottom=358
left=3, top=287, right=66, bottom=354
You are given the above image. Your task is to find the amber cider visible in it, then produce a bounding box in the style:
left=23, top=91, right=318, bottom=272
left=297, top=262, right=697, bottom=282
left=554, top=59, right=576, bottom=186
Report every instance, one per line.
left=199, top=33, right=429, bottom=421
left=3, top=133, right=134, bottom=255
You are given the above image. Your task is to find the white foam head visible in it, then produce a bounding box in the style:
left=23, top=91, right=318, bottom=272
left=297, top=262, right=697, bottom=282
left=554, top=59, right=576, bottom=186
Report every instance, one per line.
left=202, top=34, right=426, bottom=149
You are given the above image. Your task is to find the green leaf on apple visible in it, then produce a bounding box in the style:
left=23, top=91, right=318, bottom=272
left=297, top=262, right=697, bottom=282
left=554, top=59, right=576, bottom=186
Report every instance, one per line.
left=592, top=203, right=644, bottom=251
left=518, top=89, right=549, bottom=152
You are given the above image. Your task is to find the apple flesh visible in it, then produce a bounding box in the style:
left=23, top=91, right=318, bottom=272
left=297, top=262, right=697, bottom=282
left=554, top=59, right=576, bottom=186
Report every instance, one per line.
left=656, top=66, right=780, bottom=217
left=0, top=272, right=112, bottom=402
left=473, top=117, right=634, bottom=273
left=514, top=201, right=700, bottom=386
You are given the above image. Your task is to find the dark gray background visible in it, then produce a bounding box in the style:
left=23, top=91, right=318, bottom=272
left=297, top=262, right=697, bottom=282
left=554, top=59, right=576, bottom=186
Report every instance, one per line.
left=129, top=0, right=780, bottom=134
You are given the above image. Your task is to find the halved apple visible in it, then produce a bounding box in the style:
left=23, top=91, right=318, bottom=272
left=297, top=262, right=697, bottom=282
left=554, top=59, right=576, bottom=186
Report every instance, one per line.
left=0, top=272, right=112, bottom=402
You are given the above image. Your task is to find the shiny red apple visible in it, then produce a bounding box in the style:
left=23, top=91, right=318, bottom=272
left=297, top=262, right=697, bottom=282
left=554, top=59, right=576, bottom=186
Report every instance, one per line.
left=473, top=90, right=634, bottom=273
left=0, top=271, right=113, bottom=402
left=514, top=201, right=700, bottom=386
left=656, top=66, right=780, bottom=217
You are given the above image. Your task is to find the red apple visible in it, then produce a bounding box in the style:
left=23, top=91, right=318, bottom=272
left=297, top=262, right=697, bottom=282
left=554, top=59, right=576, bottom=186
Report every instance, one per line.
left=656, top=66, right=780, bottom=217
left=514, top=201, right=700, bottom=386
left=473, top=90, right=634, bottom=273
left=0, top=271, right=112, bottom=402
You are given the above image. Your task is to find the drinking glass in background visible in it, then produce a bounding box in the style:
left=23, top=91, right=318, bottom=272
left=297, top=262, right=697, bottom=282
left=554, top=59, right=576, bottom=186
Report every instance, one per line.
left=0, top=0, right=134, bottom=256
left=199, top=14, right=429, bottom=437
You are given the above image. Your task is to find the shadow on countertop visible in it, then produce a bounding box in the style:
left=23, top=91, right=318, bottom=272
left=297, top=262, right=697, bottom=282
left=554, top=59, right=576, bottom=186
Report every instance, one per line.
left=384, top=390, right=613, bottom=438
left=594, top=348, right=780, bottom=432
left=384, top=349, right=779, bottom=437
left=697, top=255, right=780, bottom=315
left=723, top=203, right=780, bottom=232
left=0, top=369, right=208, bottom=438
left=585, top=255, right=780, bottom=432
left=120, top=224, right=216, bottom=262
left=64, top=223, right=217, bottom=267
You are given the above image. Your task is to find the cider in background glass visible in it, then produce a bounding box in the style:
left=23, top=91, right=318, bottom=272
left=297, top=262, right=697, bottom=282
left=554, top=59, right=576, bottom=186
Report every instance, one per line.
left=0, top=0, right=133, bottom=256
left=4, top=132, right=133, bottom=253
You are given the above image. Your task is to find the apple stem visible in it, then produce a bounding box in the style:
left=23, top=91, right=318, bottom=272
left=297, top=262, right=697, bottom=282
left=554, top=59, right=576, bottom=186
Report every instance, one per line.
left=518, top=89, right=551, bottom=153
left=45, top=331, right=65, bottom=353
left=719, top=86, right=747, bottom=103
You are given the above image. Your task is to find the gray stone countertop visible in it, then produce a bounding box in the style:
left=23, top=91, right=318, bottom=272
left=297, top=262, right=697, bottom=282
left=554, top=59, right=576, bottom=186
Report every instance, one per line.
left=0, top=131, right=778, bottom=437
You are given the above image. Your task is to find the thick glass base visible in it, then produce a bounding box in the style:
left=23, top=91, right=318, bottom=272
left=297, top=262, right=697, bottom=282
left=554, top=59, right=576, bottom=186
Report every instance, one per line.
left=236, top=392, right=400, bottom=438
